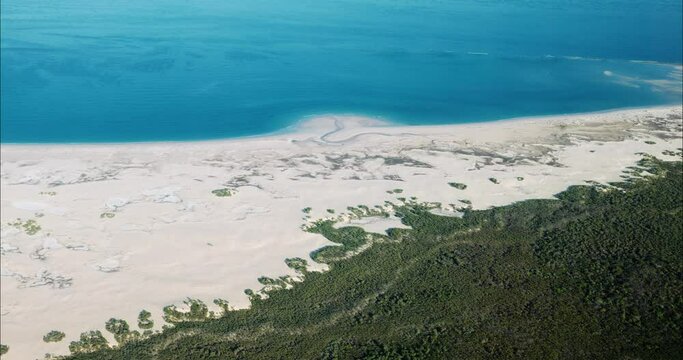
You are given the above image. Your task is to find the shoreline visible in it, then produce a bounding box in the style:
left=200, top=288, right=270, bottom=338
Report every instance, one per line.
left=1, top=105, right=682, bottom=359
left=1, top=103, right=681, bottom=148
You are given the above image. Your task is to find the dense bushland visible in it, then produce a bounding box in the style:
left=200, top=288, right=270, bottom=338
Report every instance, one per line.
left=65, top=156, right=682, bottom=360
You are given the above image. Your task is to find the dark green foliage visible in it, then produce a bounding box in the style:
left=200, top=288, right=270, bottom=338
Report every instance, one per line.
left=66, top=158, right=682, bottom=360
left=382, top=156, right=432, bottom=168
left=213, top=299, right=231, bottom=314
left=68, top=331, right=109, bottom=354
left=448, top=182, right=467, bottom=190
left=284, top=257, right=308, bottom=273
left=105, top=318, right=138, bottom=344
left=244, top=288, right=260, bottom=302
left=105, top=319, right=129, bottom=336
left=0, top=344, right=7, bottom=355
left=307, top=221, right=375, bottom=263
left=211, top=188, right=232, bottom=197
left=137, top=310, right=154, bottom=330
left=163, top=299, right=210, bottom=323
left=663, top=149, right=682, bottom=157
left=257, top=276, right=287, bottom=288
left=43, top=330, right=66, bottom=343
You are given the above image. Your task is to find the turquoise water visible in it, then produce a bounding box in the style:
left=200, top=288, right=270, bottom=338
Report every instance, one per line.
left=1, top=0, right=681, bottom=143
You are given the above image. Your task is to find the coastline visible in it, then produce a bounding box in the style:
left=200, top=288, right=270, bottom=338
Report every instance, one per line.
left=1, top=105, right=682, bottom=359
left=1, top=103, right=681, bottom=147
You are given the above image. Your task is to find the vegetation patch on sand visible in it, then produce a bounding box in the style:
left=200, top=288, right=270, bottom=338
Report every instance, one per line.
left=7, top=218, right=42, bottom=235
left=43, top=330, right=66, bottom=343
left=137, top=310, right=154, bottom=330
left=448, top=182, right=467, bottom=190
left=62, top=156, right=683, bottom=359
left=105, top=318, right=140, bottom=344
left=68, top=331, right=109, bottom=354
left=211, top=188, right=233, bottom=197
left=99, top=212, right=115, bottom=219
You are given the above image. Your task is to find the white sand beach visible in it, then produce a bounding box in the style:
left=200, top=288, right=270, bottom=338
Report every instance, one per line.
left=1, top=106, right=682, bottom=359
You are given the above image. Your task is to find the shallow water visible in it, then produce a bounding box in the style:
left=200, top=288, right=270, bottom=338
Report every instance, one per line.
left=1, top=0, right=681, bottom=142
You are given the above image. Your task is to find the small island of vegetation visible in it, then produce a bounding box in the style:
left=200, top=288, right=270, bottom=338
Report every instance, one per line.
left=448, top=182, right=467, bottom=190
left=211, top=188, right=233, bottom=197
left=43, top=330, right=66, bottom=343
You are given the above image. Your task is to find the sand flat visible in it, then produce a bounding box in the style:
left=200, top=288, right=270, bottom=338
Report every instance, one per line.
left=1, top=106, right=682, bottom=359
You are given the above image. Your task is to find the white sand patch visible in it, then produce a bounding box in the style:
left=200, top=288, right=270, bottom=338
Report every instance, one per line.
left=334, top=215, right=410, bottom=234
left=11, top=201, right=48, bottom=212
left=0, top=106, right=681, bottom=359
left=104, top=197, right=130, bottom=211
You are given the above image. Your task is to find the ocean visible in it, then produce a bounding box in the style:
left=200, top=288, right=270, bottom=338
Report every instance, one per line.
left=1, top=0, right=681, bottom=143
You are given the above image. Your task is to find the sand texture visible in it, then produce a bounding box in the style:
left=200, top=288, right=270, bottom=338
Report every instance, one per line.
left=1, top=106, right=682, bottom=359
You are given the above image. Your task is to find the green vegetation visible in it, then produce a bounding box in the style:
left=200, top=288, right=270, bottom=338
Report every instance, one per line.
left=105, top=318, right=140, bottom=344
left=213, top=299, right=231, bottom=314
left=7, top=218, right=42, bottom=235
left=66, top=156, right=682, bottom=360
left=257, top=276, right=296, bottom=293
left=516, top=176, right=524, bottom=181
left=302, top=207, right=312, bottom=214
left=645, top=140, right=656, bottom=144
left=243, top=289, right=259, bottom=302
left=326, top=209, right=335, bottom=214
left=100, top=212, right=115, bottom=219
left=448, top=182, right=467, bottom=190
left=211, top=188, right=233, bottom=197
left=386, top=188, right=404, bottom=194
left=43, top=330, right=66, bottom=343
left=0, top=344, right=7, bottom=356
left=488, top=177, right=499, bottom=184
left=284, top=257, right=308, bottom=273
left=663, top=149, right=683, bottom=157
left=381, top=156, right=432, bottom=168
left=337, top=204, right=390, bottom=221
left=68, top=331, right=108, bottom=354
left=306, top=220, right=374, bottom=263
left=137, top=310, right=154, bottom=330
left=24, top=219, right=41, bottom=234
left=163, top=299, right=212, bottom=323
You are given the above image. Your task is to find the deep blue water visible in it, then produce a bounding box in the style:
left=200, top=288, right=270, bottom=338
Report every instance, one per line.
left=1, top=0, right=681, bottom=143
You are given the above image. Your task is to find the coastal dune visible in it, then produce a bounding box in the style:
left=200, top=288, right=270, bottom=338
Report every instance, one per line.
left=1, top=106, right=682, bottom=359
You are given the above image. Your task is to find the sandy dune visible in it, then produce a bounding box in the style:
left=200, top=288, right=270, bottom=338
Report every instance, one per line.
left=1, top=106, right=682, bottom=359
